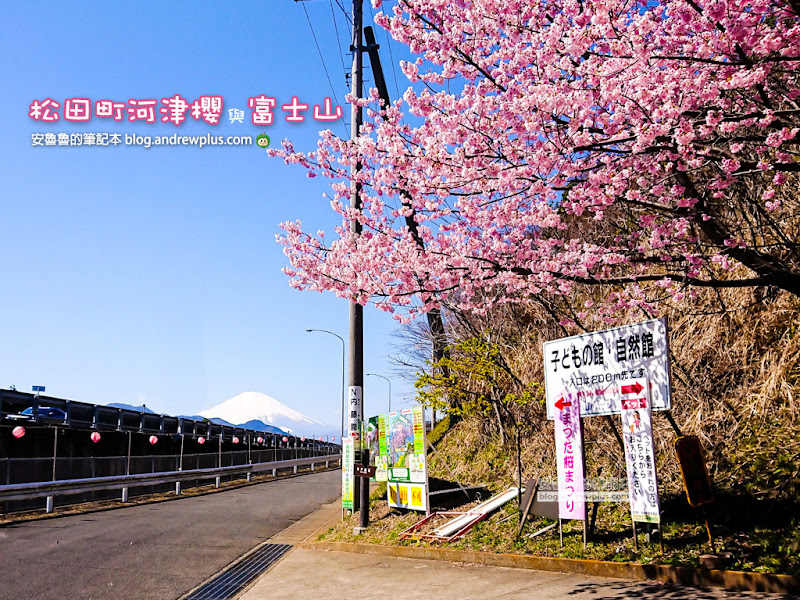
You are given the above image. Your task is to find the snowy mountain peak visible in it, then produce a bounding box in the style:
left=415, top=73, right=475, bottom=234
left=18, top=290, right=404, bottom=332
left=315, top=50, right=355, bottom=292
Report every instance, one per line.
left=198, top=392, right=324, bottom=434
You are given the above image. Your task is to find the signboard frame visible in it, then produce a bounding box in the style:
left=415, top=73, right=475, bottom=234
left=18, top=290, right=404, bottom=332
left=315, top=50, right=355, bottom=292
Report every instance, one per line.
left=543, top=318, right=672, bottom=420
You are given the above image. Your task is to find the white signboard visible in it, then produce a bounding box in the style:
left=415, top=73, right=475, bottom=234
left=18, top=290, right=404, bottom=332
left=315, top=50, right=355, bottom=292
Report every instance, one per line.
left=543, top=318, right=671, bottom=419
left=554, top=390, right=586, bottom=520
left=348, top=385, right=362, bottom=441
left=621, top=378, right=661, bottom=524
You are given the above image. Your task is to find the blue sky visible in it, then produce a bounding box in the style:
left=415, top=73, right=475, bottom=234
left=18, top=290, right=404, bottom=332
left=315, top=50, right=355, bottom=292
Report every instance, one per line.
left=0, top=0, right=418, bottom=433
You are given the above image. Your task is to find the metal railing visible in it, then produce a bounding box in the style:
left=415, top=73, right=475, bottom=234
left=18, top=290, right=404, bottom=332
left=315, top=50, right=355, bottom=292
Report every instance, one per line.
left=0, top=454, right=341, bottom=513
left=0, top=448, right=333, bottom=486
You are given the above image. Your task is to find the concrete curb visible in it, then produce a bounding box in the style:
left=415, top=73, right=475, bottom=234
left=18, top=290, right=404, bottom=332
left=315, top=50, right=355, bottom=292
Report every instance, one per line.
left=304, top=541, right=800, bottom=594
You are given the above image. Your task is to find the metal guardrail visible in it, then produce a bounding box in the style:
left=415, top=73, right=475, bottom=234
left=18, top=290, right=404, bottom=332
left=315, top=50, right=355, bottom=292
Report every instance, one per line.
left=0, top=454, right=341, bottom=504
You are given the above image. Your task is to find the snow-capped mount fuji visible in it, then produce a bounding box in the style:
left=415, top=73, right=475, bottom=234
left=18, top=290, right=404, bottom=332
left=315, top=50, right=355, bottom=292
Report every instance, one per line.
left=198, top=392, right=325, bottom=436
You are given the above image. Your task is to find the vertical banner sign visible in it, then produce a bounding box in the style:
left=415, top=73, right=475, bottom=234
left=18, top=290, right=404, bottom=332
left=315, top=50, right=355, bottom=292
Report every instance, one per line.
left=409, top=406, right=427, bottom=483
left=554, top=390, right=586, bottom=520
left=387, top=409, right=414, bottom=481
left=366, top=416, right=388, bottom=481
left=342, top=437, right=355, bottom=511
left=376, top=413, right=388, bottom=481
left=621, top=378, right=661, bottom=523
left=366, top=417, right=379, bottom=462
left=348, top=386, right=362, bottom=442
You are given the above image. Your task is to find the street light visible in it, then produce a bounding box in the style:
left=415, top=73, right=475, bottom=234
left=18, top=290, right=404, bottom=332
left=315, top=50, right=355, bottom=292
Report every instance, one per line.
left=306, top=329, right=345, bottom=445
left=366, top=373, right=391, bottom=414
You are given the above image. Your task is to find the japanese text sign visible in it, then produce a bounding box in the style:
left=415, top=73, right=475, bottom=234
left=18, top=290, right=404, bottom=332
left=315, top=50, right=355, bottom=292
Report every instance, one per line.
left=621, top=379, right=661, bottom=523
left=348, top=386, right=362, bottom=442
left=342, top=437, right=355, bottom=511
left=543, top=318, right=671, bottom=419
left=554, top=391, right=586, bottom=520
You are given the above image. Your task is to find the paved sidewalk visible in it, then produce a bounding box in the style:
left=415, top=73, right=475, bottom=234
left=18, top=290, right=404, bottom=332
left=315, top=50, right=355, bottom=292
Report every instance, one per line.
left=237, top=503, right=795, bottom=600
left=266, top=499, right=342, bottom=545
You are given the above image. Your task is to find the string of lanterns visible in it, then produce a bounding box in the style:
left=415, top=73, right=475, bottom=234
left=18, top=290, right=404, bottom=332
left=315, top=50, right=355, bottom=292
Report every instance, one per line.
left=9, top=426, right=334, bottom=448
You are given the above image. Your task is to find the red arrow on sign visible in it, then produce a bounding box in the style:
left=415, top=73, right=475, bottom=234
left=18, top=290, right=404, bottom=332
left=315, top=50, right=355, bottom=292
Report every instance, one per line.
left=554, top=397, right=572, bottom=410
left=620, top=381, right=644, bottom=394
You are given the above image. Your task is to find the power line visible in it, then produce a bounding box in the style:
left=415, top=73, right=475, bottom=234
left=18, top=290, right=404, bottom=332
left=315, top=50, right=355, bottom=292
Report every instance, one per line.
left=300, top=2, right=349, bottom=136
left=366, top=1, right=401, bottom=101
left=332, top=0, right=353, bottom=25
left=329, top=0, right=349, bottom=87
left=382, top=22, right=401, bottom=100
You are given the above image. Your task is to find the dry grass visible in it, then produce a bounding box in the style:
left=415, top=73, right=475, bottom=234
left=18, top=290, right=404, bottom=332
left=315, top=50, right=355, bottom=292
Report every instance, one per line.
left=432, top=285, right=800, bottom=503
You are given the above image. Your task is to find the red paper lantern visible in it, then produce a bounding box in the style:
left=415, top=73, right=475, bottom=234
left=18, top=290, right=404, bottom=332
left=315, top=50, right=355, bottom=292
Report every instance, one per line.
left=198, top=436, right=206, bottom=445
left=90, top=431, right=101, bottom=443
left=12, top=426, right=25, bottom=438
left=257, top=436, right=264, bottom=443
left=301, top=436, right=305, bottom=442
left=282, top=436, right=288, bottom=443
left=149, top=435, right=158, bottom=445
left=233, top=436, right=240, bottom=444
left=331, top=436, right=336, bottom=442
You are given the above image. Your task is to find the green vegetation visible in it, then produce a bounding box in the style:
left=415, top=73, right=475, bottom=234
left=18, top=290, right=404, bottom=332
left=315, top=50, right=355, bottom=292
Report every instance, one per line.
left=324, top=286, right=800, bottom=576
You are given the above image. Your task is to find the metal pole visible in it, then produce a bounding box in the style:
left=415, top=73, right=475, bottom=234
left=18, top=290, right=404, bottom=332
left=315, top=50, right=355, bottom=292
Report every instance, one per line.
left=46, top=427, right=58, bottom=513
left=247, top=434, right=252, bottom=482
left=216, top=433, right=222, bottom=488
left=52, top=427, right=58, bottom=481
left=122, top=430, right=131, bottom=502
left=306, top=329, right=346, bottom=444
left=366, top=373, right=391, bottom=414
left=348, top=0, right=368, bottom=533
left=176, top=432, right=185, bottom=495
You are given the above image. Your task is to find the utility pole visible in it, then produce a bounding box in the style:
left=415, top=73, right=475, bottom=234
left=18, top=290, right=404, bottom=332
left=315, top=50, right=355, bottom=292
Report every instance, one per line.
left=348, top=0, right=369, bottom=533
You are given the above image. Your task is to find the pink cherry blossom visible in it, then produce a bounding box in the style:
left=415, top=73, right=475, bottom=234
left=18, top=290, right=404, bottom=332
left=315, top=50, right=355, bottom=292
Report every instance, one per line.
left=272, top=0, right=800, bottom=319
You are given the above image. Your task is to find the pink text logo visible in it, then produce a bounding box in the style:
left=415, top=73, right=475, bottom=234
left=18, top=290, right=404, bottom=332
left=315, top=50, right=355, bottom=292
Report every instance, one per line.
left=29, top=96, right=343, bottom=126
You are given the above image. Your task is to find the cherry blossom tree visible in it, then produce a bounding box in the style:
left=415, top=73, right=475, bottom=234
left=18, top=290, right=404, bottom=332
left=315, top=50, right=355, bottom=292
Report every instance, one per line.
left=274, top=0, right=800, bottom=323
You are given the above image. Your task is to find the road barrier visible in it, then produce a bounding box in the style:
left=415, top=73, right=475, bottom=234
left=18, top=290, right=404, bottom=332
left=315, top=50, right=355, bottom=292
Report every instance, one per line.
left=0, top=454, right=341, bottom=511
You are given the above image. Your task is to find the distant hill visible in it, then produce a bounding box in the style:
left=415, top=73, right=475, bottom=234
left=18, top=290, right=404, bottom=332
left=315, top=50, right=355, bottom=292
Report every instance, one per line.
left=178, top=415, right=236, bottom=427
left=238, top=419, right=286, bottom=435
left=107, top=403, right=156, bottom=414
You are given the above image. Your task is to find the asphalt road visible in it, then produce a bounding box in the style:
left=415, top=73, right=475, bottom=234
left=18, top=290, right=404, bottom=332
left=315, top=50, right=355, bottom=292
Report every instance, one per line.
left=0, top=469, right=341, bottom=600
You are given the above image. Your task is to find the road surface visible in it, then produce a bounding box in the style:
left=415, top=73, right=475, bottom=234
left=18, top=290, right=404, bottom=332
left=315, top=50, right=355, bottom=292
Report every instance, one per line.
left=0, top=469, right=340, bottom=600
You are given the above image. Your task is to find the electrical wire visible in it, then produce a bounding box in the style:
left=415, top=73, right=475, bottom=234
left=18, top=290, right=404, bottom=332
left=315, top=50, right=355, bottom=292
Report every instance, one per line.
left=329, top=0, right=349, bottom=85
left=300, top=2, right=349, bottom=136
left=332, top=0, right=353, bottom=25
left=366, top=1, right=402, bottom=102
left=382, top=18, right=402, bottom=100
